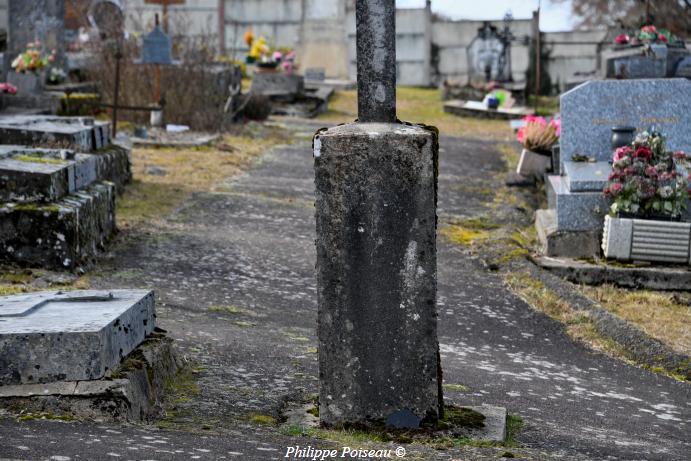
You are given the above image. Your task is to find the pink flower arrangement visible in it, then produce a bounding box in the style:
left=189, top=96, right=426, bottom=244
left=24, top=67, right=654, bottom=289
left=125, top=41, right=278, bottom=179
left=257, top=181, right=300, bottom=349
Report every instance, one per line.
left=0, top=83, right=18, bottom=95
left=516, top=115, right=560, bottom=155
left=605, top=131, right=688, bottom=218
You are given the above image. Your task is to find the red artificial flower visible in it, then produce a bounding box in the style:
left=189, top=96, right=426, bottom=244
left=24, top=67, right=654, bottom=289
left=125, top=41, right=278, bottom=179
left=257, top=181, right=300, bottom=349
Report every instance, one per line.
left=673, top=151, right=686, bottom=159
left=634, top=146, right=652, bottom=160
left=658, top=34, right=667, bottom=42
left=641, top=25, right=657, bottom=33
left=609, top=183, right=623, bottom=196
left=645, top=166, right=658, bottom=177
left=615, top=34, right=630, bottom=45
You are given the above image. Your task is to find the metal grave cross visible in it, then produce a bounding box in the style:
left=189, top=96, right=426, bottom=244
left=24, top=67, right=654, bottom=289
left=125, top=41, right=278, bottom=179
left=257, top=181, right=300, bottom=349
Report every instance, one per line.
left=356, top=0, right=397, bottom=123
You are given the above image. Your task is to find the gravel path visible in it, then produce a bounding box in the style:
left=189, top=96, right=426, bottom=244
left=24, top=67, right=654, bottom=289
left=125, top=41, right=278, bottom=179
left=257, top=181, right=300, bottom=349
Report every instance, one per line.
left=1, top=122, right=688, bottom=460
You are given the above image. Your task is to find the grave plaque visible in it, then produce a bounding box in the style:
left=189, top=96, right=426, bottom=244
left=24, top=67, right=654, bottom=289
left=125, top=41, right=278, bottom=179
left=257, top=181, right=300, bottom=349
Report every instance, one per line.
left=560, top=79, right=691, bottom=162
left=0, top=290, right=156, bottom=385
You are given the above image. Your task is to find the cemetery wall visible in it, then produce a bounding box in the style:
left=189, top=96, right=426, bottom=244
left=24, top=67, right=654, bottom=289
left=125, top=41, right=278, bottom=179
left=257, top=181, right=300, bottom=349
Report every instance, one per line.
left=346, top=5, right=432, bottom=86
left=544, top=29, right=607, bottom=91
left=125, top=0, right=220, bottom=38
left=432, top=18, right=533, bottom=85
left=116, top=1, right=608, bottom=90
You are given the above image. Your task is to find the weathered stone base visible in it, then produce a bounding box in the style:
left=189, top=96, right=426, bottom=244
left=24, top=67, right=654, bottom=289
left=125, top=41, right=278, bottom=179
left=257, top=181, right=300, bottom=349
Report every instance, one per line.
left=314, top=123, right=441, bottom=427
left=0, top=333, right=179, bottom=422
left=0, top=182, right=116, bottom=269
left=534, top=256, right=691, bottom=291
left=536, top=209, right=601, bottom=258
left=92, top=144, right=132, bottom=193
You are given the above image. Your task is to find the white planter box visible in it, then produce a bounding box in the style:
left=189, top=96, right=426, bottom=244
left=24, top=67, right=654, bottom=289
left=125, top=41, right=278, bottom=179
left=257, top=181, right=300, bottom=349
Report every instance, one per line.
left=517, top=148, right=551, bottom=178
left=602, top=215, right=691, bottom=264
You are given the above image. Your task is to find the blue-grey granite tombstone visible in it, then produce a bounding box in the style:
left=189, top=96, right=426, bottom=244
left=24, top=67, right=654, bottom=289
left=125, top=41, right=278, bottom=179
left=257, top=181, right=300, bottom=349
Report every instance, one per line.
left=560, top=79, right=691, bottom=163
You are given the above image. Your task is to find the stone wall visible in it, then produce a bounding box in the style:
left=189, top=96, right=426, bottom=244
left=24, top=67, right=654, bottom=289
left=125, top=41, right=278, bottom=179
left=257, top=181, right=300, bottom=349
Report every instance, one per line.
left=119, top=0, right=608, bottom=89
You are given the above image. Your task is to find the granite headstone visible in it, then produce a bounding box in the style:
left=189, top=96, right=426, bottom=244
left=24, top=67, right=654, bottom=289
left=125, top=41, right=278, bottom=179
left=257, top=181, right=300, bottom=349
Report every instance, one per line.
left=560, top=79, right=691, bottom=162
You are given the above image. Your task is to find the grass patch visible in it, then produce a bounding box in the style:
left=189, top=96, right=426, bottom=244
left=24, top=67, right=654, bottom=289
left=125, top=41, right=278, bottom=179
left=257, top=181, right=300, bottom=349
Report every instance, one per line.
left=16, top=412, right=76, bottom=422
left=249, top=414, right=277, bottom=426
left=208, top=305, right=244, bottom=315
left=232, top=320, right=256, bottom=328
left=440, top=217, right=498, bottom=247
left=317, top=88, right=511, bottom=140
left=505, top=273, right=628, bottom=358
left=118, top=127, right=291, bottom=226
left=579, top=285, right=691, bottom=357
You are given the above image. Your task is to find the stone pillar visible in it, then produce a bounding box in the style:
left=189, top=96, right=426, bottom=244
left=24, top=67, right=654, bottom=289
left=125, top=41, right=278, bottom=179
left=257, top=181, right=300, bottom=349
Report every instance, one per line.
left=314, top=0, right=441, bottom=428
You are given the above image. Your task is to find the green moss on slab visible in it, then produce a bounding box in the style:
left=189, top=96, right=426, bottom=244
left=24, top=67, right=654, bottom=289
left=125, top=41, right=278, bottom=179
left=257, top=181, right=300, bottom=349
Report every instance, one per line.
left=441, top=406, right=485, bottom=429
left=12, top=203, right=61, bottom=213
left=13, top=155, right=67, bottom=165
left=442, top=383, right=471, bottom=393
left=249, top=414, right=277, bottom=426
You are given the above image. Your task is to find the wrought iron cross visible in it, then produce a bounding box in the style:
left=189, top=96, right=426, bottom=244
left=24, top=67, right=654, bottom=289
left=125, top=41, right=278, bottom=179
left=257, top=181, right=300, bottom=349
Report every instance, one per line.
left=356, top=0, right=396, bottom=123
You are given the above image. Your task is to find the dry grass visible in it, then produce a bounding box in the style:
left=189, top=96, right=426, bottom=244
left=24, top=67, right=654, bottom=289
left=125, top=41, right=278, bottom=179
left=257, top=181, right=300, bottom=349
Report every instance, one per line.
left=580, top=285, right=691, bottom=356
left=118, top=127, right=290, bottom=226
left=505, top=273, right=629, bottom=359
left=318, top=88, right=511, bottom=140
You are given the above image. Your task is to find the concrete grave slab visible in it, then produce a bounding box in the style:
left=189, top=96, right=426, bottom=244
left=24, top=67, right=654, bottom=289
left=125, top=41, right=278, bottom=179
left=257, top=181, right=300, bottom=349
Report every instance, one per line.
left=0, top=116, right=111, bottom=152
left=0, top=146, right=98, bottom=202
left=563, top=161, right=610, bottom=193
left=547, top=175, right=609, bottom=232
left=0, top=182, right=116, bottom=269
left=560, top=79, right=691, bottom=162
left=0, top=290, right=156, bottom=385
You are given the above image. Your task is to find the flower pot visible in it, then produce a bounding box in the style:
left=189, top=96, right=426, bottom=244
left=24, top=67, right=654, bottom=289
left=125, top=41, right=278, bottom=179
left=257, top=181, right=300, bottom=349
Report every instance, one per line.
left=602, top=215, right=691, bottom=264
left=611, top=126, right=636, bottom=150
left=517, top=148, right=552, bottom=178
left=7, top=71, right=44, bottom=96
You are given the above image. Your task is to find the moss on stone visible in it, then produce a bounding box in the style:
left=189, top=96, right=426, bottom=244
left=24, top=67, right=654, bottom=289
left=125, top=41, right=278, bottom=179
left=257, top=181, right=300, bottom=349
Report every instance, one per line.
left=208, top=305, right=244, bottom=314
left=249, top=414, right=277, bottom=426
left=442, top=383, right=470, bottom=393
left=13, top=155, right=67, bottom=165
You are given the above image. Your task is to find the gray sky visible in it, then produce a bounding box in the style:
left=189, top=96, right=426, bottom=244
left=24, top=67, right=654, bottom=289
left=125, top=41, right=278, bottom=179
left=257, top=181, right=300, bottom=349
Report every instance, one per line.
left=396, top=0, right=576, bottom=32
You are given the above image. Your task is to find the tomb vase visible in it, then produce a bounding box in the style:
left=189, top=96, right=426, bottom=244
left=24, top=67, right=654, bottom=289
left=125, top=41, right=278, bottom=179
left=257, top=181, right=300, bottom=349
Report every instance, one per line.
left=517, top=147, right=552, bottom=178
left=7, top=70, right=45, bottom=96
left=611, top=126, right=636, bottom=150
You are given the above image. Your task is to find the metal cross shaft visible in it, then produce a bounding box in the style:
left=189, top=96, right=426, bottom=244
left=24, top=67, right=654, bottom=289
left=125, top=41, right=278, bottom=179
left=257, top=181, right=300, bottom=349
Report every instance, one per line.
left=356, top=0, right=397, bottom=123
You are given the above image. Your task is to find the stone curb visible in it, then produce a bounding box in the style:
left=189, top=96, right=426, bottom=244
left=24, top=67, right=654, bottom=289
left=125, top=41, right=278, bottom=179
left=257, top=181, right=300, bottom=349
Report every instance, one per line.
left=534, top=256, right=691, bottom=291
left=525, top=261, right=690, bottom=380
left=0, top=332, right=179, bottom=422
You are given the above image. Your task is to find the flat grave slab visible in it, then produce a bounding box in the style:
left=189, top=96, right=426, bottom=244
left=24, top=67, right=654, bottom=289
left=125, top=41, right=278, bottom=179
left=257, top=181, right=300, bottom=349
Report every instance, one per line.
left=0, top=115, right=111, bottom=152
left=0, top=290, right=156, bottom=385
left=563, top=161, right=610, bottom=192
left=560, top=79, right=691, bottom=162
left=444, top=100, right=532, bottom=120
left=0, top=146, right=98, bottom=202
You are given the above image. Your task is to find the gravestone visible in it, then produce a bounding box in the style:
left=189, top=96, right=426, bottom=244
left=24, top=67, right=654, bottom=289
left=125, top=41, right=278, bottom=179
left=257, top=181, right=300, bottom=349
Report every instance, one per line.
left=560, top=79, right=691, bottom=162
left=314, top=0, right=442, bottom=427
left=0, top=115, right=111, bottom=152
left=4, top=0, right=65, bottom=80
left=0, top=290, right=155, bottom=385
left=467, top=22, right=510, bottom=84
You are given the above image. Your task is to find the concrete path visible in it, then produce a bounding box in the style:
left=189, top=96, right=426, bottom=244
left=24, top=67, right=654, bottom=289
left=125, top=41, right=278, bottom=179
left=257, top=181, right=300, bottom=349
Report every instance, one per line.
left=0, top=121, right=688, bottom=460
